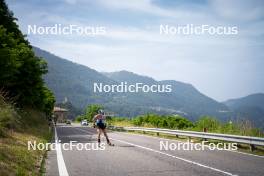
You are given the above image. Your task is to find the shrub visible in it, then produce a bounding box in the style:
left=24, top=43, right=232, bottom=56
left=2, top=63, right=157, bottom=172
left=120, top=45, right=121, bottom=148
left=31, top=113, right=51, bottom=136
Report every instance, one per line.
left=0, top=94, right=20, bottom=136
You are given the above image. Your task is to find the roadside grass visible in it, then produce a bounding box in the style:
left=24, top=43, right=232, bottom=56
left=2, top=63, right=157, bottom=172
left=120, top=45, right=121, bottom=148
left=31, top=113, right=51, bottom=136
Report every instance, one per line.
left=108, top=119, right=156, bottom=128
left=0, top=102, right=52, bottom=176
left=108, top=119, right=134, bottom=127
left=39, top=150, right=48, bottom=176
left=108, top=115, right=263, bottom=137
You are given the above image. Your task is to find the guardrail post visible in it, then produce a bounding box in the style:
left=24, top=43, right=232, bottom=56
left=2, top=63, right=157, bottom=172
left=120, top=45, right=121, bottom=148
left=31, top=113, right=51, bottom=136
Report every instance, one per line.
left=143, top=130, right=146, bottom=134
left=188, top=136, right=191, bottom=142
left=249, top=144, right=255, bottom=152
left=156, top=132, right=159, bottom=136
left=203, top=128, right=207, bottom=141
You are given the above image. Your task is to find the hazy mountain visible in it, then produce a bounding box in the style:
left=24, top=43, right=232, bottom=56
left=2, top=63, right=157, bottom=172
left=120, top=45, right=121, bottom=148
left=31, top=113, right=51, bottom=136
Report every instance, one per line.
left=224, top=93, right=264, bottom=129
left=105, top=71, right=231, bottom=120
left=224, top=93, right=264, bottom=110
left=34, top=46, right=230, bottom=120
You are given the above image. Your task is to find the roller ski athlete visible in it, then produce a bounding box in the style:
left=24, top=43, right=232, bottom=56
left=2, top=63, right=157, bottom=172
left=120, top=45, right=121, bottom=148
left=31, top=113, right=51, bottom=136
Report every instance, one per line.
left=93, top=110, right=114, bottom=147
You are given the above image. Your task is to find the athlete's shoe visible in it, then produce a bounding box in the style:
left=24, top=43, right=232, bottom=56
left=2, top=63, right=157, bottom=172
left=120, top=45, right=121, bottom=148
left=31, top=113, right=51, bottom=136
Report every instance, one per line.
left=107, top=142, right=114, bottom=146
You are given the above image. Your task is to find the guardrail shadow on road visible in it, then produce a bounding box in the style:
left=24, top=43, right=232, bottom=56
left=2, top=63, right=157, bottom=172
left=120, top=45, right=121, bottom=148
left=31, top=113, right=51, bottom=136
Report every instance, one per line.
left=117, top=145, right=136, bottom=148
left=58, top=136, right=97, bottom=143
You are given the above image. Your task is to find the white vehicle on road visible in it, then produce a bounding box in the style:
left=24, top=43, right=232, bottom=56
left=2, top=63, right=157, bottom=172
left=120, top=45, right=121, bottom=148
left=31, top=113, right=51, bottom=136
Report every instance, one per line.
left=81, top=119, right=88, bottom=126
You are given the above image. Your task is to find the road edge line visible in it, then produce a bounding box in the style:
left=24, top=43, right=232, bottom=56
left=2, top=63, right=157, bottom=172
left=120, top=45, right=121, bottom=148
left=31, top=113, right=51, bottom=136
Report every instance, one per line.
left=55, top=127, right=69, bottom=176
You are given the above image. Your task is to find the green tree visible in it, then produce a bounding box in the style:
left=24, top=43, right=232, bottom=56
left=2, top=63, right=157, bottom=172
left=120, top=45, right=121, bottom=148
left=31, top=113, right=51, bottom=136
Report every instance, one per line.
left=0, top=0, right=55, bottom=116
left=0, top=0, right=27, bottom=44
left=75, top=115, right=84, bottom=122
left=131, top=114, right=193, bottom=129
left=41, top=87, right=55, bottom=117
left=132, top=115, right=144, bottom=126
left=84, top=104, right=103, bottom=122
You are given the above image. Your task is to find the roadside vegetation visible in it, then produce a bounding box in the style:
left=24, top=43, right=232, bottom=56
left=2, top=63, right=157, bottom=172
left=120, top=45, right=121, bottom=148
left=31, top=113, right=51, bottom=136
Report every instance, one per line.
left=74, top=104, right=264, bottom=155
left=75, top=104, right=263, bottom=137
left=0, top=95, right=53, bottom=176
left=75, top=104, right=103, bottom=122
left=108, top=114, right=263, bottom=137
left=106, top=113, right=264, bottom=155
left=0, top=0, right=55, bottom=175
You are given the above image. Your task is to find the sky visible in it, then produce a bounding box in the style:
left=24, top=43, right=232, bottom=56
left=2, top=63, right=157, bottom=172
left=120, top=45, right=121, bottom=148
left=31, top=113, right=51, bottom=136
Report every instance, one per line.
left=6, top=0, right=264, bottom=101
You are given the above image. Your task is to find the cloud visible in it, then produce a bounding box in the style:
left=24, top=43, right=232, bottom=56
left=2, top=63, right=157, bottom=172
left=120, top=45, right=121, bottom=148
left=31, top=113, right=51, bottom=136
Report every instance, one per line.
left=64, top=0, right=77, bottom=5
left=209, top=0, right=264, bottom=21
left=94, top=0, right=207, bottom=19
left=5, top=0, right=264, bottom=101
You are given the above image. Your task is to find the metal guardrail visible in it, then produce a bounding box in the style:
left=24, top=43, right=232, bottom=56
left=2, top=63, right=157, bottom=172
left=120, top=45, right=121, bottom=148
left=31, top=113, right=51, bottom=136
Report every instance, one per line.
left=111, top=126, right=264, bottom=147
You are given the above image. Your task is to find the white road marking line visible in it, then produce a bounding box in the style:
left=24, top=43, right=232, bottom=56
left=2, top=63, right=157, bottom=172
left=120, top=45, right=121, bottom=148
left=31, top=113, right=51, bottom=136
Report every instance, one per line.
left=110, top=138, right=238, bottom=176
left=75, top=127, right=237, bottom=176
left=116, top=131, right=264, bottom=158
left=224, top=149, right=264, bottom=158
left=69, top=127, right=264, bottom=160
left=55, top=127, right=69, bottom=176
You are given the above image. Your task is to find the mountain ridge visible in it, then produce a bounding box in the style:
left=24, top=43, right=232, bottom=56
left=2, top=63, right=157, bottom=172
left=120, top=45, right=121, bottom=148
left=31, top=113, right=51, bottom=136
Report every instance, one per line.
left=223, top=93, right=264, bottom=129
left=34, top=46, right=231, bottom=120
left=224, top=93, right=264, bottom=110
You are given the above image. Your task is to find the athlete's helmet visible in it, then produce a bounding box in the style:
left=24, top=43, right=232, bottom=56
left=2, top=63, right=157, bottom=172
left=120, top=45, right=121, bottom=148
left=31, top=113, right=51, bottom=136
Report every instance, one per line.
left=98, top=109, right=104, bottom=114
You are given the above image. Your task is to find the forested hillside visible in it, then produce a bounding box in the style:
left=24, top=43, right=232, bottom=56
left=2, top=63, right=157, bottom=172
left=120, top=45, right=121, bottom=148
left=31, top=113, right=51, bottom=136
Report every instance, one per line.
left=34, top=47, right=230, bottom=120
left=104, top=71, right=230, bottom=120
left=224, top=93, right=264, bottom=129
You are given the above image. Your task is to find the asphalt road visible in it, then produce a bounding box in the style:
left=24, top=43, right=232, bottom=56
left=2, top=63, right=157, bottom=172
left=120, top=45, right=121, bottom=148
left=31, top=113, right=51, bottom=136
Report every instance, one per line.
left=46, top=124, right=264, bottom=176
